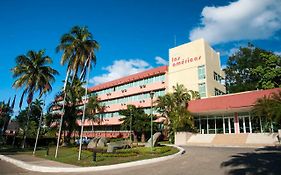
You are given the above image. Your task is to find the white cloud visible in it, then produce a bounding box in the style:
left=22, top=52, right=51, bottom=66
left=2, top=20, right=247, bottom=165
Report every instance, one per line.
left=274, top=51, right=281, bottom=56
left=189, top=0, right=281, bottom=45
left=90, top=59, right=152, bottom=85
left=155, top=56, right=168, bottom=65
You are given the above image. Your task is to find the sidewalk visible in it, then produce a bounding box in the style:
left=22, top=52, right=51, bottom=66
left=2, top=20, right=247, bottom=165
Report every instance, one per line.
left=0, top=144, right=185, bottom=173
left=7, top=154, right=77, bottom=167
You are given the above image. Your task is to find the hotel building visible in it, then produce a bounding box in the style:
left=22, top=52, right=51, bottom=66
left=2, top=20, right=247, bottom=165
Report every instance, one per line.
left=74, top=38, right=227, bottom=138
left=54, top=38, right=279, bottom=141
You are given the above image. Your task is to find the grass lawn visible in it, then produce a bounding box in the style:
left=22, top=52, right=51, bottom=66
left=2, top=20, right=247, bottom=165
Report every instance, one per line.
left=1, top=145, right=179, bottom=166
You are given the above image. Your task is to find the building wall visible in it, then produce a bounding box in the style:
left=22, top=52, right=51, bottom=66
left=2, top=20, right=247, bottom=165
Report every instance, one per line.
left=168, top=38, right=225, bottom=97
left=204, top=42, right=226, bottom=96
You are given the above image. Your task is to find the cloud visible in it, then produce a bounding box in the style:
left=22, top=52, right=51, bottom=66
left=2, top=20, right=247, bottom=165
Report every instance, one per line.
left=90, top=59, right=152, bottom=85
left=189, top=0, right=281, bottom=45
left=155, top=56, right=168, bottom=65
left=274, top=51, right=281, bottom=56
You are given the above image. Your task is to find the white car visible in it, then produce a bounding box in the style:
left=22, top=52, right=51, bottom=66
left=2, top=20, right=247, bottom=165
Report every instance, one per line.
left=75, top=137, right=90, bottom=145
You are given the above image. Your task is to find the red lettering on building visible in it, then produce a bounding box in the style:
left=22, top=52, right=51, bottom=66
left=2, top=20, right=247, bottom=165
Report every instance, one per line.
left=172, top=56, right=201, bottom=67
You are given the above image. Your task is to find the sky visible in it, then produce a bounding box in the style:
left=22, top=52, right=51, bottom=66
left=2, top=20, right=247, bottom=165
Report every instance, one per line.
left=1, top=0, right=281, bottom=115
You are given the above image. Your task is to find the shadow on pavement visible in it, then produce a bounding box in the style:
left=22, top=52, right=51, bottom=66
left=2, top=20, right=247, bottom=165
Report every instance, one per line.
left=221, top=146, right=281, bottom=175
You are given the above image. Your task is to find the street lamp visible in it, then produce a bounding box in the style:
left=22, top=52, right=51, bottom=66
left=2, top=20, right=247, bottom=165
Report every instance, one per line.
left=129, top=107, right=132, bottom=142
left=149, top=91, right=155, bottom=151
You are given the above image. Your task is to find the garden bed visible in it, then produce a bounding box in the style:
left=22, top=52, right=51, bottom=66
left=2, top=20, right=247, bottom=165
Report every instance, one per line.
left=30, top=145, right=178, bottom=166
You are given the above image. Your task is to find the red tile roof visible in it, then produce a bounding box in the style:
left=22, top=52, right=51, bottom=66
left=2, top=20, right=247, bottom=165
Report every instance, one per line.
left=88, top=66, right=168, bottom=92
left=188, top=88, right=281, bottom=114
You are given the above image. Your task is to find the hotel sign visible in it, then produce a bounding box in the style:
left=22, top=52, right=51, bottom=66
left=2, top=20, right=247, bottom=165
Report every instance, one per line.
left=171, top=56, right=201, bottom=67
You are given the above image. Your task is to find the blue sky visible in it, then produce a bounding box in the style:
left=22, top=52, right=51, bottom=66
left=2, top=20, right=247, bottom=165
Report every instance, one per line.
left=1, top=0, right=281, bottom=114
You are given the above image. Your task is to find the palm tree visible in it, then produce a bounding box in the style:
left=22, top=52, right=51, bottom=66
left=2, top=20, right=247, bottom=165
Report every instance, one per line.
left=119, top=105, right=153, bottom=143
left=49, top=77, right=85, bottom=145
left=32, top=98, right=44, bottom=155
left=156, top=84, right=197, bottom=142
left=11, top=50, right=58, bottom=148
left=85, top=95, right=103, bottom=137
left=56, top=26, right=99, bottom=159
left=253, top=91, right=281, bottom=131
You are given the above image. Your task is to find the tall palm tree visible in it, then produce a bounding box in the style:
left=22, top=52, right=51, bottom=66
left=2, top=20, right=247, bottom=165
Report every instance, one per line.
left=11, top=50, right=58, bottom=148
left=56, top=25, right=99, bottom=160
left=56, top=26, right=99, bottom=81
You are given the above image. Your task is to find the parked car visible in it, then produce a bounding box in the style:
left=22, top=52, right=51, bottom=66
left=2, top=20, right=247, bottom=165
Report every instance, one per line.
left=75, top=137, right=90, bottom=145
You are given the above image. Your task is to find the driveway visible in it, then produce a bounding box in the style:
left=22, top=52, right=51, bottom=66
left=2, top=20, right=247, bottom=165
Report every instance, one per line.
left=1, top=146, right=280, bottom=175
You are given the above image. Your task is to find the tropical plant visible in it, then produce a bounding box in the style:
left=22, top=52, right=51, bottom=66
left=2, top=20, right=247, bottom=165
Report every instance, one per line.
left=0, top=101, right=14, bottom=138
left=156, top=84, right=198, bottom=142
left=15, top=101, right=43, bottom=137
left=56, top=25, right=99, bottom=81
left=253, top=91, right=281, bottom=129
left=11, top=50, right=58, bottom=148
left=119, top=105, right=156, bottom=143
left=224, top=43, right=280, bottom=93
left=56, top=26, right=99, bottom=159
left=85, top=95, right=104, bottom=135
left=48, top=77, right=85, bottom=144
left=251, top=53, right=281, bottom=89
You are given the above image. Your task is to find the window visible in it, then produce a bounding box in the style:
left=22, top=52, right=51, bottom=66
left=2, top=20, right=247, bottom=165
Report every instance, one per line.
left=214, top=72, right=222, bottom=83
left=214, top=88, right=224, bottom=96
left=198, top=65, right=205, bottom=80
left=198, top=83, right=206, bottom=97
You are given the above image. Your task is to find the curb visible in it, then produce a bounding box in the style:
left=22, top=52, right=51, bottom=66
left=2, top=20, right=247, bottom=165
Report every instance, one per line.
left=0, top=144, right=185, bottom=173
left=181, top=144, right=276, bottom=149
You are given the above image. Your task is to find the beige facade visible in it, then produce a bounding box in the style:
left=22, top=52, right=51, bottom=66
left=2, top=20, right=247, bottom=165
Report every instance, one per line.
left=168, top=38, right=225, bottom=97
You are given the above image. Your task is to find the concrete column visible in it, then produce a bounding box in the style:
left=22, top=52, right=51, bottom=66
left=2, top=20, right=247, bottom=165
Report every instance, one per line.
left=259, top=116, right=263, bottom=133
left=234, top=112, right=239, bottom=134
left=215, top=117, right=217, bottom=134
left=249, top=115, right=252, bottom=133
left=207, top=116, right=209, bottom=134
left=199, top=117, right=202, bottom=134
left=243, top=116, right=246, bottom=133
left=228, top=117, right=231, bottom=134
left=223, top=116, right=225, bottom=134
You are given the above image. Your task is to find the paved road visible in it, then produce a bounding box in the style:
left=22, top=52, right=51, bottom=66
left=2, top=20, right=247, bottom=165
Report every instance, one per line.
left=1, top=146, right=280, bottom=175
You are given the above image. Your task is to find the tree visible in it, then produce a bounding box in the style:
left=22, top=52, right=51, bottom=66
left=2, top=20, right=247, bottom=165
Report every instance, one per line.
left=156, top=84, right=197, bottom=142
left=11, top=50, right=58, bottom=148
left=56, top=26, right=99, bottom=159
left=15, top=101, right=42, bottom=138
left=49, top=77, right=84, bottom=144
left=0, top=101, right=13, bottom=138
left=251, top=53, right=281, bottom=89
left=224, top=43, right=274, bottom=93
left=56, top=25, right=99, bottom=81
left=252, top=91, right=281, bottom=130
left=85, top=95, right=104, bottom=136
left=119, top=105, right=154, bottom=143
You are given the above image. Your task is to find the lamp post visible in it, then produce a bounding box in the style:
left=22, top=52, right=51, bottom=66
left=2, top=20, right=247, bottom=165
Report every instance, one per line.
left=129, top=107, right=132, bottom=142
left=149, top=91, right=155, bottom=151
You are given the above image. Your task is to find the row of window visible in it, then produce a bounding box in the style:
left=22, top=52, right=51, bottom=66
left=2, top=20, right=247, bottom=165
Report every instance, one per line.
left=198, top=65, right=205, bottom=80
left=100, top=90, right=165, bottom=106
left=198, top=83, right=206, bottom=97
left=91, top=74, right=166, bottom=96
left=214, top=88, right=225, bottom=96
left=214, top=72, right=224, bottom=83
left=90, top=107, right=160, bottom=119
